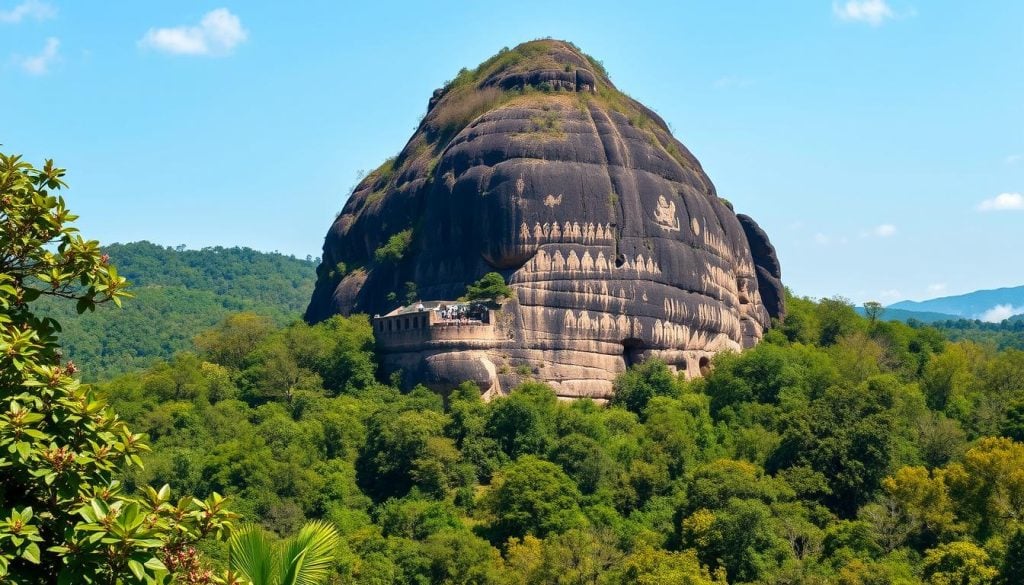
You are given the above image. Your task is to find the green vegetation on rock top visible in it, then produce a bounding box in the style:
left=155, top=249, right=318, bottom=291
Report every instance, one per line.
left=353, top=38, right=691, bottom=219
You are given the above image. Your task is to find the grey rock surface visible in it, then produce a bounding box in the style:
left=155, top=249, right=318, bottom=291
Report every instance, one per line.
left=306, top=40, right=785, bottom=399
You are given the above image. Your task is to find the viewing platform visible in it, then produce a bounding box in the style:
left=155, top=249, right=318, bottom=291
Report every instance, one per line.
left=372, top=300, right=499, bottom=351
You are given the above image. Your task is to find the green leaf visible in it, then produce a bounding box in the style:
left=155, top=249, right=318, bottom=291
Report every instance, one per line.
left=127, top=559, right=145, bottom=581
left=90, top=499, right=108, bottom=521
left=77, top=506, right=97, bottom=523
left=22, top=542, right=40, bottom=564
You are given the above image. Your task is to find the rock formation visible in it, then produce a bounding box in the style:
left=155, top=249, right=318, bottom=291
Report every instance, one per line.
left=306, top=39, right=785, bottom=400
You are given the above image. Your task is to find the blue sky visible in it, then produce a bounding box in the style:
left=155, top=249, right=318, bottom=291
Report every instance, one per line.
left=1, top=0, right=1021, bottom=304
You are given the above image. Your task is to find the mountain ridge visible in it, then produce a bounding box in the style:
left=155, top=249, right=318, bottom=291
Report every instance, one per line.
left=889, top=284, right=1024, bottom=321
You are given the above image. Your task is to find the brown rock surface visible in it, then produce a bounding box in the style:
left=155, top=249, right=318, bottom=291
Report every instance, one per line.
left=306, top=40, right=785, bottom=399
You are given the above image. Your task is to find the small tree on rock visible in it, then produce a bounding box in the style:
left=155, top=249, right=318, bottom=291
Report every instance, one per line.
left=463, top=272, right=513, bottom=302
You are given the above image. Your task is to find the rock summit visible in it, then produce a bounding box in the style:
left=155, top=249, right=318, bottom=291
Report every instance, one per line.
left=306, top=39, right=785, bottom=399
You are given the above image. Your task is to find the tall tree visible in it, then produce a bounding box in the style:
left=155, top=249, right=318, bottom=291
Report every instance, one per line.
left=863, top=301, right=884, bottom=327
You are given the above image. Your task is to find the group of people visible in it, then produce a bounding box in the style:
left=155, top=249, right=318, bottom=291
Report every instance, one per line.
left=435, top=302, right=487, bottom=324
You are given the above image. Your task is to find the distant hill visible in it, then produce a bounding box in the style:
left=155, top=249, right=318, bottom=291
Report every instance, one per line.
left=32, top=242, right=317, bottom=379
left=888, top=285, right=1024, bottom=321
left=859, top=286, right=1024, bottom=351
left=856, top=306, right=961, bottom=323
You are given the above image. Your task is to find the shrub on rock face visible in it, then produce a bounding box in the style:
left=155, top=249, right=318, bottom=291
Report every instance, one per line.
left=463, top=272, right=513, bottom=301
left=373, top=229, right=412, bottom=264
left=0, top=153, right=236, bottom=583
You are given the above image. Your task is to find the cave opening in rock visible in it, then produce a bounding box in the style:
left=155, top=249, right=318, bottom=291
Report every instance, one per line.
left=699, top=356, right=711, bottom=377
left=621, top=338, right=645, bottom=368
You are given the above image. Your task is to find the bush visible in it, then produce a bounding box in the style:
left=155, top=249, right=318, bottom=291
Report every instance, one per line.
left=464, top=272, right=513, bottom=301
left=611, top=360, right=680, bottom=415
left=374, top=229, right=413, bottom=264
left=0, top=152, right=235, bottom=582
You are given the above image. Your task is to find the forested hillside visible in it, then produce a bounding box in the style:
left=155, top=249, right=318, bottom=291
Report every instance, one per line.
left=31, top=241, right=316, bottom=379
left=94, top=294, right=1024, bottom=584
left=913, top=318, right=1024, bottom=352
left=7, top=154, right=1024, bottom=584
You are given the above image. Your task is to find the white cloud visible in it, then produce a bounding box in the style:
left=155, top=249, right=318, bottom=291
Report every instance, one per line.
left=833, top=0, right=895, bottom=26
left=814, top=233, right=831, bottom=245
left=19, top=36, right=58, bottom=75
left=927, top=283, right=947, bottom=295
left=0, top=0, right=55, bottom=23
left=139, top=8, right=247, bottom=56
left=978, top=192, right=1024, bottom=212
left=873, top=224, right=897, bottom=237
left=979, top=304, right=1024, bottom=323
left=859, top=224, right=897, bottom=238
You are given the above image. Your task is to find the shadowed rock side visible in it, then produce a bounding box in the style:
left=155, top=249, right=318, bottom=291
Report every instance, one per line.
left=306, top=40, right=785, bottom=400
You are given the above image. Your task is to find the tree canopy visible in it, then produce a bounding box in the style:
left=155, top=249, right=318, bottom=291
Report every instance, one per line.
left=5, top=152, right=1024, bottom=584
left=82, top=288, right=1024, bottom=584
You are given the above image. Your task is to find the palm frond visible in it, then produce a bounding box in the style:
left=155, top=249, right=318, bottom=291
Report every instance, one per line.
left=277, top=520, right=341, bottom=585
left=228, top=523, right=276, bottom=585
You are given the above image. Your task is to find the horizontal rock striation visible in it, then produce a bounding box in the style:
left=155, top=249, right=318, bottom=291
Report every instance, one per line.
left=306, top=39, right=785, bottom=400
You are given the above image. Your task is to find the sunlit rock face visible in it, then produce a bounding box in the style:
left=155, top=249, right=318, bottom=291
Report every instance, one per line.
left=306, top=39, right=785, bottom=400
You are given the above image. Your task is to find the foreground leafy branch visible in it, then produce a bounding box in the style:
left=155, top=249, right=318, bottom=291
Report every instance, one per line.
left=0, top=153, right=236, bottom=584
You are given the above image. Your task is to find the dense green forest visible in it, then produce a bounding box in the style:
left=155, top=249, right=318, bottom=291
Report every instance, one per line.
left=5, top=154, right=1024, bottom=583
left=914, top=318, right=1024, bottom=352
left=31, top=241, right=316, bottom=379
left=87, top=293, right=1024, bottom=584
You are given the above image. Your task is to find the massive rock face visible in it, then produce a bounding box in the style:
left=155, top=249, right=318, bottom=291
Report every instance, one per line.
left=306, top=40, right=785, bottom=400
